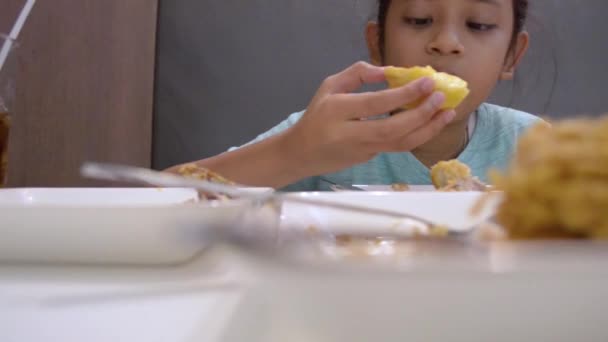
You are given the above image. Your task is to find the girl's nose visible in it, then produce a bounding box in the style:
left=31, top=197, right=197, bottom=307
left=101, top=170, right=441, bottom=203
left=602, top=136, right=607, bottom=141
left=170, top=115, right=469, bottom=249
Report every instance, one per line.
left=426, top=26, right=465, bottom=56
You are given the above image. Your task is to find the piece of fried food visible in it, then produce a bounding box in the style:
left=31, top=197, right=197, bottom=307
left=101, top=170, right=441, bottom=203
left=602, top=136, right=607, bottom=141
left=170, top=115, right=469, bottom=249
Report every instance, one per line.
left=430, top=160, right=472, bottom=189
left=385, top=66, right=470, bottom=110
left=430, top=159, right=486, bottom=191
left=492, top=118, right=608, bottom=239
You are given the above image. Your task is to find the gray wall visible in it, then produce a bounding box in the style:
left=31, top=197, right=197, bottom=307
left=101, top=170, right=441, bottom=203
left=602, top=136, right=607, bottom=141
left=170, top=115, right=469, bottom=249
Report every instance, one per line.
left=154, top=0, right=608, bottom=169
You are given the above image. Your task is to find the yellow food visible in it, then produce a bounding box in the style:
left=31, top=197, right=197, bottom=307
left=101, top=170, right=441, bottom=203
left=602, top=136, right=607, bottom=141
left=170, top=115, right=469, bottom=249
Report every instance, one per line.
left=431, top=160, right=472, bottom=189
left=430, top=159, right=487, bottom=191
left=493, top=117, right=608, bottom=239
left=430, top=160, right=472, bottom=189
left=385, top=66, right=470, bottom=110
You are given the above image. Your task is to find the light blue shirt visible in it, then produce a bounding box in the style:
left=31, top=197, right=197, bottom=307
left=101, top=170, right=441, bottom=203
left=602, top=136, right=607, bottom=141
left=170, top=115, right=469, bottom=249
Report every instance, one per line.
left=231, top=103, right=541, bottom=191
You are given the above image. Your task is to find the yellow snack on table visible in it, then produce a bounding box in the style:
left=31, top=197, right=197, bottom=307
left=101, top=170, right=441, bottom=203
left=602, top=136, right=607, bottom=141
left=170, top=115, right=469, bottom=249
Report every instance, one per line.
left=492, top=117, right=608, bottom=240
left=385, top=66, right=470, bottom=110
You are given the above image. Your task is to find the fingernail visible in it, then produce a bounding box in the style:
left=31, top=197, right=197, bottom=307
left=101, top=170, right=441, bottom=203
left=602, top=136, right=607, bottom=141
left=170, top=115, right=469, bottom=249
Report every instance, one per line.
left=431, top=92, right=445, bottom=106
left=444, top=110, right=457, bottom=123
left=419, top=77, right=434, bottom=93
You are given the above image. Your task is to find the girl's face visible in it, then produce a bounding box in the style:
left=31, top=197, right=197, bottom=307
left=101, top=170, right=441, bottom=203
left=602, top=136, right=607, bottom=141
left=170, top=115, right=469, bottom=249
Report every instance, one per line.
left=367, top=0, right=529, bottom=122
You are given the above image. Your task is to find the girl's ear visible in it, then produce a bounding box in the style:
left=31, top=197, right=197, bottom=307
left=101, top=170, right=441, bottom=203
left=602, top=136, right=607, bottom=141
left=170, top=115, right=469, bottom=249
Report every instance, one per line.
left=365, top=21, right=383, bottom=66
left=501, top=31, right=529, bottom=80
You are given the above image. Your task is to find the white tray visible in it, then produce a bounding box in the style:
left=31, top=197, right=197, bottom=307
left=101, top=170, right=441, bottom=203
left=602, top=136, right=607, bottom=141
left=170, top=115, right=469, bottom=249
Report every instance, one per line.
left=0, top=188, right=254, bottom=266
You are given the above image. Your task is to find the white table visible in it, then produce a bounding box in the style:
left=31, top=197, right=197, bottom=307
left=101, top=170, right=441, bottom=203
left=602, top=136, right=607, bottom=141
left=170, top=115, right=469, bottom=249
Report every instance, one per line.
left=4, top=242, right=608, bottom=342
left=0, top=250, right=248, bottom=342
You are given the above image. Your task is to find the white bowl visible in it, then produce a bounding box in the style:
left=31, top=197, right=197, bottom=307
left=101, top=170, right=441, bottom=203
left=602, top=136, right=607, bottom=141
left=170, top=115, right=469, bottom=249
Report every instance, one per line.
left=0, top=188, right=260, bottom=266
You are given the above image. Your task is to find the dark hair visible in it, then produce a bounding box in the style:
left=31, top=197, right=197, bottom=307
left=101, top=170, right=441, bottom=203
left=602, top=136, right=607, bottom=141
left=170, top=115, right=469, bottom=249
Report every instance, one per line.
left=377, top=0, right=529, bottom=57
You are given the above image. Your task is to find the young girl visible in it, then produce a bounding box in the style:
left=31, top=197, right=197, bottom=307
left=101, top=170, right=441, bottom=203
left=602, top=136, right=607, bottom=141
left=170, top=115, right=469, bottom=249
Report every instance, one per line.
left=170, top=0, right=540, bottom=191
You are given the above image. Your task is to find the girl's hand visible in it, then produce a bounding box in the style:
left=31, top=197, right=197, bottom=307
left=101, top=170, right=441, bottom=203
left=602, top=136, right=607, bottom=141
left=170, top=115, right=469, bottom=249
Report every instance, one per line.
left=284, top=61, right=456, bottom=176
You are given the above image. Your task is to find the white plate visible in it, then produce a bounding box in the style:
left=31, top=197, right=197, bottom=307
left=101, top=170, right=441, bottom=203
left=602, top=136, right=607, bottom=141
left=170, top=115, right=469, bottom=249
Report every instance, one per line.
left=280, top=191, right=501, bottom=236
left=0, top=188, right=256, bottom=266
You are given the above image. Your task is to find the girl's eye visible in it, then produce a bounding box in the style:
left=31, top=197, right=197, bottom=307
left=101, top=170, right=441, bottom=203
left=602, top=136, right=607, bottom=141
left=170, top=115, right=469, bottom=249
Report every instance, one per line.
left=467, top=22, right=497, bottom=32
left=403, top=17, right=433, bottom=27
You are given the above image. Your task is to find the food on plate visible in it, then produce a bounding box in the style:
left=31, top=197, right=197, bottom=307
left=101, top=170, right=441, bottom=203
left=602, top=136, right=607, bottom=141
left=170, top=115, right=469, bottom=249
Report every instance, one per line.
left=385, top=66, right=470, bottom=110
left=391, top=183, right=410, bottom=191
left=493, top=118, right=608, bottom=239
left=430, top=159, right=487, bottom=191
left=177, top=163, right=235, bottom=185
left=430, top=159, right=471, bottom=188
left=176, top=163, right=235, bottom=200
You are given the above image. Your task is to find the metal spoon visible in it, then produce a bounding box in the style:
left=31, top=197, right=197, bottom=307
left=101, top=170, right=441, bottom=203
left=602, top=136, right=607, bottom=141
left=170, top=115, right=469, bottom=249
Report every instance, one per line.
left=81, top=162, right=477, bottom=238
left=319, top=177, right=366, bottom=192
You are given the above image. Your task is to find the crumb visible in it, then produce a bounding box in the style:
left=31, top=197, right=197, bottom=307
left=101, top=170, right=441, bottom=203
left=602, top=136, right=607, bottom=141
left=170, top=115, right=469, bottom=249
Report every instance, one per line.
left=428, top=225, right=449, bottom=237
left=307, top=225, right=319, bottom=235
left=335, top=235, right=352, bottom=245
left=391, top=183, right=410, bottom=191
